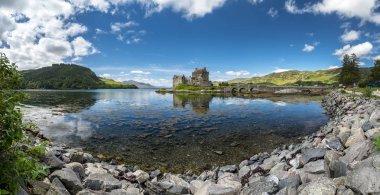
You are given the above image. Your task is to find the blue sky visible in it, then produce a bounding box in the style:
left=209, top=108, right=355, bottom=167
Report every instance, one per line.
left=1, top=0, right=380, bottom=86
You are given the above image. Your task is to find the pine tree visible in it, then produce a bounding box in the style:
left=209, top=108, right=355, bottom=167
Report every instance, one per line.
left=371, top=59, right=380, bottom=82
left=338, top=54, right=360, bottom=86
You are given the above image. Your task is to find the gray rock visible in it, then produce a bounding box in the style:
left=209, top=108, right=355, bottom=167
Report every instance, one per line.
left=239, top=160, right=249, bottom=169
left=330, top=160, right=348, bottom=178
left=132, top=170, right=149, bottom=184
left=278, top=174, right=301, bottom=190
left=49, top=168, right=83, bottom=194
left=70, top=151, right=85, bottom=163
left=65, top=162, right=85, bottom=179
left=84, top=173, right=122, bottom=192
left=289, top=154, right=302, bottom=169
left=303, top=160, right=326, bottom=174
left=46, top=178, right=70, bottom=195
left=196, top=180, right=240, bottom=195
left=299, top=177, right=336, bottom=195
left=346, top=155, right=380, bottom=194
left=370, top=108, right=380, bottom=128
left=76, top=189, right=108, bottom=195
left=219, top=165, right=237, bottom=173
left=83, top=153, right=95, bottom=163
left=365, top=128, right=380, bottom=140
left=43, top=151, right=65, bottom=170
left=158, top=173, right=190, bottom=194
left=30, top=180, right=50, bottom=195
left=217, top=172, right=241, bottom=191
left=301, top=148, right=326, bottom=164
left=345, top=128, right=366, bottom=147
left=190, top=180, right=205, bottom=194
left=150, top=169, right=161, bottom=178
left=340, top=140, right=372, bottom=164
left=326, top=137, right=344, bottom=151
left=242, top=180, right=278, bottom=195
left=238, top=165, right=250, bottom=179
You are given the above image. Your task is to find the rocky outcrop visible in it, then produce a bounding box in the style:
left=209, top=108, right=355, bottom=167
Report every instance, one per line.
left=25, top=91, right=380, bottom=195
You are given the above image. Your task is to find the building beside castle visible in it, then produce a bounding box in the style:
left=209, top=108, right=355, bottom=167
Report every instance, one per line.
left=173, top=67, right=212, bottom=88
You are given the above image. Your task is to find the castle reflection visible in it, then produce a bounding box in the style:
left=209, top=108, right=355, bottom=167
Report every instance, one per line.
left=173, top=94, right=214, bottom=114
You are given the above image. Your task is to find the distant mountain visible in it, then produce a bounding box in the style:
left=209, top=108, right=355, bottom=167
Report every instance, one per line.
left=227, top=68, right=372, bottom=86
left=21, top=64, right=137, bottom=89
left=123, top=80, right=158, bottom=89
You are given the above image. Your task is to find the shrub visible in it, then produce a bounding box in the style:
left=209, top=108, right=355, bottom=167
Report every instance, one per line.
left=362, top=87, right=373, bottom=97
left=375, top=136, right=380, bottom=151
left=0, top=53, right=47, bottom=194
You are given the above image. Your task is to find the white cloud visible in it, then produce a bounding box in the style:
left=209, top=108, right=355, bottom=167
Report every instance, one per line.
left=140, top=0, right=227, bottom=20
left=333, top=41, right=373, bottom=58
left=70, top=0, right=110, bottom=12
left=0, top=0, right=99, bottom=70
left=374, top=55, right=380, bottom=60
left=285, top=0, right=380, bottom=25
left=273, top=68, right=291, bottom=73
left=71, top=36, right=97, bottom=56
left=267, top=8, right=278, bottom=18
left=302, top=44, right=315, bottom=52
left=328, top=66, right=339, bottom=69
left=99, top=73, right=112, bottom=78
left=248, top=0, right=264, bottom=5
left=225, top=70, right=250, bottom=77
left=111, top=21, right=138, bottom=32
left=130, top=70, right=151, bottom=75
left=341, top=30, right=360, bottom=42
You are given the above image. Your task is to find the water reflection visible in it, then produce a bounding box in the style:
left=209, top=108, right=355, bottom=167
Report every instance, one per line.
left=21, top=89, right=328, bottom=173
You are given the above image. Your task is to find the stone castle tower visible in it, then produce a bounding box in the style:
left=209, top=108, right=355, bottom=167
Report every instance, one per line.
left=173, top=67, right=212, bottom=88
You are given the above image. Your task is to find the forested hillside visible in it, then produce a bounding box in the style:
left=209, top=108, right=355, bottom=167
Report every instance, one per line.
left=21, top=64, right=137, bottom=89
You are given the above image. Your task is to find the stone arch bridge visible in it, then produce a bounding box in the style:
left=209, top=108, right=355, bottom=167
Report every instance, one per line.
left=224, top=85, right=330, bottom=94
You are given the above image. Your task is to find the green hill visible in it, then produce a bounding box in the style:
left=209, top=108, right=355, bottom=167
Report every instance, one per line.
left=227, top=68, right=371, bottom=86
left=21, top=64, right=137, bottom=89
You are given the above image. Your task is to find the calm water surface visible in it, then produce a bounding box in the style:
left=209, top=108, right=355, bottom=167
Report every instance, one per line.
left=21, top=89, right=328, bottom=172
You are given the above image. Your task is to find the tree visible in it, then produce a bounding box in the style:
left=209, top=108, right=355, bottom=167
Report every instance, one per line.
left=370, top=59, right=380, bottom=82
left=338, top=54, right=361, bottom=86
left=0, top=53, right=47, bottom=194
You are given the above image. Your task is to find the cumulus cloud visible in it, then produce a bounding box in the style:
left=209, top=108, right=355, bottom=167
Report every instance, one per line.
left=0, top=0, right=99, bottom=70
left=248, top=0, right=264, bottom=5
left=99, top=73, right=112, bottom=78
left=130, top=70, right=151, bottom=75
left=333, top=41, right=373, bottom=58
left=341, top=30, right=360, bottom=42
left=302, top=44, right=315, bottom=52
left=225, top=70, right=250, bottom=77
left=284, top=0, right=380, bottom=25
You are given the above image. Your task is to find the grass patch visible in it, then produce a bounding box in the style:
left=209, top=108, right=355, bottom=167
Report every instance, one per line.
left=99, top=78, right=137, bottom=89
left=174, top=84, right=223, bottom=91
left=375, top=136, right=380, bottom=150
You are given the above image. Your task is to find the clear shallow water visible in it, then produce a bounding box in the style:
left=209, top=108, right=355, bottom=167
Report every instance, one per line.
left=21, top=89, right=328, bottom=173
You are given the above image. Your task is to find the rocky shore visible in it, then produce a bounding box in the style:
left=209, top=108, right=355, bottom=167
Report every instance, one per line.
left=24, top=91, right=380, bottom=195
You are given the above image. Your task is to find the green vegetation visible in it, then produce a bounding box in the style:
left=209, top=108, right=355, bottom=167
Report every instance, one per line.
left=339, top=54, right=360, bottom=86
left=174, top=84, right=223, bottom=91
left=0, top=53, right=48, bottom=194
left=370, top=59, right=380, bottom=82
left=99, top=78, right=137, bottom=89
left=228, top=69, right=341, bottom=86
left=375, top=136, right=380, bottom=151
left=21, top=64, right=137, bottom=89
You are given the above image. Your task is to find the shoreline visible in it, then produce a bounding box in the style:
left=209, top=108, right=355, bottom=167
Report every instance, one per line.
left=25, top=91, right=380, bottom=194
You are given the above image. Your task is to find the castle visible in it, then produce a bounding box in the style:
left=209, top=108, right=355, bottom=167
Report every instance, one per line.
left=173, top=67, right=212, bottom=88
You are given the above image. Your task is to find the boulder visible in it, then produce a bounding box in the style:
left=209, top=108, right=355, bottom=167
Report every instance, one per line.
left=241, top=179, right=278, bottom=195
left=85, top=165, right=107, bottom=176
left=301, top=148, right=326, bottom=164
left=370, top=108, right=380, bottom=128
left=65, top=162, right=85, bottom=179
left=132, top=170, right=150, bottom=184
left=49, top=168, right=83, bottom=194
left=289, top=154, right=302, bottom=169
left=340, top=140, right=372, bottom=165
left=46, top=178, right=70, bottom=195
left=346, top=155, right=380, bottom=194
left=158, top=173, right=190, bottom=194
left=238, top=165, right=250, bottom=179
left=219, top=165, right=237, bottom=173
left=217, top=172, right=241, bottom=191
left=326, top=137, right=344, bottom=151
left=190, top=180, right=205, bottom=194
left=303, top=160, right=326, bottom=174
left=365, top=128, right=380, bottom=140
left=30, top=180, right=50, bottom=195
left=344, top=128, right=366, bottom=147
left=84, top=173, right=122, bottom=192
left=299, top=177, right=336, bottom=195
left=43, top=151, right=65, bottom=170
left=195, top=180, right=240, bottom=195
